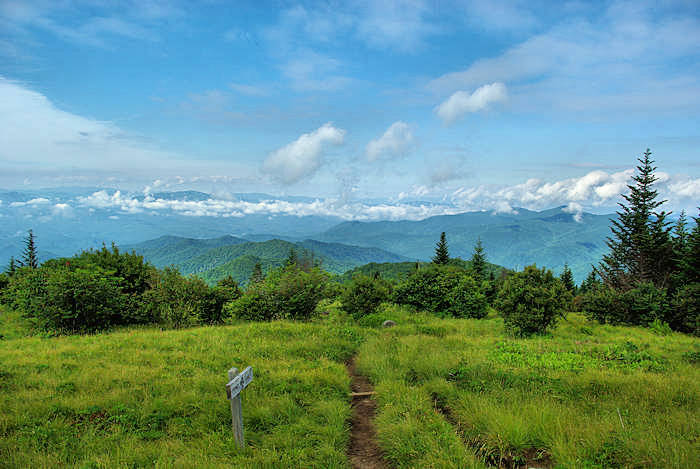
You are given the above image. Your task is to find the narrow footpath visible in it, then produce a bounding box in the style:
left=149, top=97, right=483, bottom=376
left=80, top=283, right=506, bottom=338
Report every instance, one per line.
left=346, top=357, right=389, bottom=469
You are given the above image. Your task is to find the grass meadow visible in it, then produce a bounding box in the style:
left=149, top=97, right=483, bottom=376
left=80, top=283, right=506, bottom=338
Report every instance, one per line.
left=1, top=303, right=699, bottom=468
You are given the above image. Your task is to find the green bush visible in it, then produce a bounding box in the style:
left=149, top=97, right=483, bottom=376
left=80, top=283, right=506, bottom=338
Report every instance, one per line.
left=668, top=283, right=699, bottom=336
left=393, top=265, right=487, bottom=318
left=225, top=265, right=329, bottom=321
left=495, top=265, right=570, bottom=337
left=581, top=284, right=628, bottom=325
left=447, top=275, right=488, bottom=319
left=340, top=274, right=389, bottom=319
left=582, top=282, right=669, bottom=328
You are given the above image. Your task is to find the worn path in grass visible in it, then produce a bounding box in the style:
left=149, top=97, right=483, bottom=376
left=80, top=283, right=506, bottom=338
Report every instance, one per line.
left=347, top=356, right=388, bottom=469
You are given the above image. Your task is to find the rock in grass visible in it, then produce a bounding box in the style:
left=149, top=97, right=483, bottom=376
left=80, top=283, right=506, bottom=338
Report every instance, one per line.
left=382, top=320, right=396, bottom=328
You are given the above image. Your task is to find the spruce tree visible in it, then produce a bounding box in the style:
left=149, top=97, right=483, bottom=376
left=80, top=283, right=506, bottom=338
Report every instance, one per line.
left=579, top=270, right=599, bottom=294
left=470, top=237, right=487, bottom=280
left=432, top=232, right=449, bottom=265
left=597, top=149, right=672, bottom=289
left=249, top=262, right=264, bottom=285
left=20, top=230, right=38, bottom=269
left=560, top=263, right=576, bottom=294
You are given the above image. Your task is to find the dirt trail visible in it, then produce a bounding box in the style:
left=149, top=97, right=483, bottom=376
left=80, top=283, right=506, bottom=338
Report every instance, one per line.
left=347, top=357, right=389, bottom=469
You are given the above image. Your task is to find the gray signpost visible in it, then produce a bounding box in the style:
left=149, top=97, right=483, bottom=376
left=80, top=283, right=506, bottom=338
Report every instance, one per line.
left=226, top=366, right=253, bottom=448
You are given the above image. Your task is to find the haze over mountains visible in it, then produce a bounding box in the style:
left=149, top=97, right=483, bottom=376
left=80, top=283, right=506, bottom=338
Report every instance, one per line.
left=1, top=188, right=617, bottom=282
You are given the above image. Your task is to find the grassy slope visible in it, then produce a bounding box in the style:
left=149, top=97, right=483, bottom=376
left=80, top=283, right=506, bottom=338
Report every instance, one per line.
left=1, top=304, right=698, bottom=468
left=355, top=308, right=700, bottom=468
left=0, top=318, right=363, bottom=468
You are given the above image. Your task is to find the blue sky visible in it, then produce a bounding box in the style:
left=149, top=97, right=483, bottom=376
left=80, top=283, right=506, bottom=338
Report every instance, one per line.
left=0, top=0, right=699, bottom=219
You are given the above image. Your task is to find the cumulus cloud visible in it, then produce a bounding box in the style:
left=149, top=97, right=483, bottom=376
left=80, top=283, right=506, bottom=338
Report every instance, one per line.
left=262, top=123, right=345, bottom=184
left=366, top=121, right=414, bottom=161
left=435, top=82, right=507, bottom=124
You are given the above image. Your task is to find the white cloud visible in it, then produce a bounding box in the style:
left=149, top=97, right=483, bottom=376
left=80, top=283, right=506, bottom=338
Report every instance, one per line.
left=354, top=0, right=437, bottom=52
left=229, top=82, right=269, bottom=96
left=9, top=197, right=50, bottom=207
left=428, top=2, right=700, bottom=114
left=262, top=123, right=346, bottom=184
left=52, top=203, right=74, bottom=218
left=0, top=77, right=180, bottom=171
left=563, top=202, right=584, bottom=222
left=366, top=121, right=414, bottom=161
left=435, top=82, right=507, bottom=124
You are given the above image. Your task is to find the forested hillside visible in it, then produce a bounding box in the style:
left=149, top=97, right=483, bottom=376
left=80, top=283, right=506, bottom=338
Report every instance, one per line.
left=124, top=236, right=409, bottom=285
left=318, top=206, right=612, bottom=281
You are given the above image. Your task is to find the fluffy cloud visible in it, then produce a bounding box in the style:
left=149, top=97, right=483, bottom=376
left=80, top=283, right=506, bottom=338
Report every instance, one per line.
left=435, top=82, right=507, bottom=124
left=9, top=198, right=51, bottom=207
left=450, top=169, right=700, bottom=217
left=262, top=123, right=346, bottom=184
left=366, top=121, right=414, bottom=161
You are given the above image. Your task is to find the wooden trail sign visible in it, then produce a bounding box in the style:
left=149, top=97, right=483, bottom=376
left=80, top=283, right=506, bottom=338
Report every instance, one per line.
left=226, top=366, right=253, bottom=448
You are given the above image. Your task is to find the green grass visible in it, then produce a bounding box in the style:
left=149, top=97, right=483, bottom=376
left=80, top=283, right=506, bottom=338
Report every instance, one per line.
left=0, top=319, right=363, bottom=468
left=1, top=304, right=699, bottom=468
left=356, top=309, right=700, bottom=468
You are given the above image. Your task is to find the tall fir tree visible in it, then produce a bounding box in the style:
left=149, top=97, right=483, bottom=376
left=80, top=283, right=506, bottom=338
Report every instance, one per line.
left=20, top=229, right=38, bottom=269
left=579, top=270, right=599, bottom=294
left=597, top=149, right=672, bottom=289
left=432, top=232, right=449, bottom=265
left=560, top=263, right=576, bottom=294
left=470, top=237, right=487, bottom=280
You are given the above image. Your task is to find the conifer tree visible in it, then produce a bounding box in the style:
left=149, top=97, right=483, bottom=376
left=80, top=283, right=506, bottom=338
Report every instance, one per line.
left=20, top=230, right=38, bottom=269
left=470, top=237, right=487, bottom=280
left=6, top=256, right=17, bottom=276
left=579, top=270, right=599, bottom=294
left=597, top=149, right=672, bottom=289
left=432, top=232, right=449, bottom=265
left=685, top=209, right=700, bottom=284
left=560, top=263, right=576, bottom=294
left=285, top=248, right=298, bottom=268
left=249, top=262, right=264, bottom=285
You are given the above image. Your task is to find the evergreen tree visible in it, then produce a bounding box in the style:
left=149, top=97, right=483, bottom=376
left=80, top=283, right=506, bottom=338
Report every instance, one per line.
left=285, top=248, right=298, bottom=268
left=560, top=263, right=576, bottom=294
left=685, top=209, right=700, bottom=284
left=579, top=270, right=600, bottom=294
left=597, top=149, right=672, bottom=289
left=432, top=232, right=449, bottom=265
left=470, top=237, right=487, bottom=280
left=249, top=262, right=264, bottom=285
left=20, top=230, right=39, bottom=269
left=670, top=211, right=691, bottom=289
left=6, top=256, right=17, bottom=276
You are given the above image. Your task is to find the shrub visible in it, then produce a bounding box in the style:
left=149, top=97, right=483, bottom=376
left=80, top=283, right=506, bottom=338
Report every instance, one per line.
left=341, top=274, right=389, bottom=319
left=668, top=283, right=699, bottom=336
left=581, top=284, right=628, bottom=325
left=495, top=265, right=570, bottom=337
left=226, top=265, right=329, bottom=321
left=582, top=282, right=669, bottom=328
left=16, top=265, right=127, bottom=332
left=393, top=265, right=459, bottom=313
left=448, top=276, right=488, bottom=319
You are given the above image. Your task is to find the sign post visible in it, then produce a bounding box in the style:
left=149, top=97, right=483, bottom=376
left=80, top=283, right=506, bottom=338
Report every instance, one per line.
left=226, top=366, right=253, bottom=448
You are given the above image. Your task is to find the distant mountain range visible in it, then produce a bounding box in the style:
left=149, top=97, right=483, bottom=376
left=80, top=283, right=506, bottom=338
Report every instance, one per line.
left=317, top=206, right=613, bottom=281
left=0, top=187, right=623, bottom=282
left=122, top=236, right=409, bottom=285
